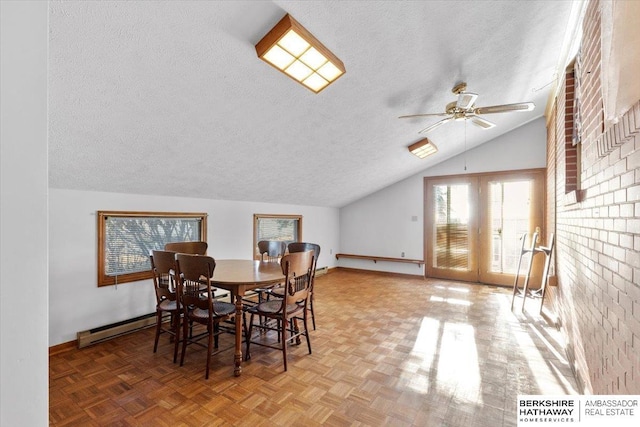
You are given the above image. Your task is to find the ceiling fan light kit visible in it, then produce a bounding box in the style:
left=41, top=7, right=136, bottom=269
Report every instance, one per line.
left=408, top=138, right=438, bottom=158
left=255, top=13, right=346, bottom=93
left=469, top=115, right=495, bottom=129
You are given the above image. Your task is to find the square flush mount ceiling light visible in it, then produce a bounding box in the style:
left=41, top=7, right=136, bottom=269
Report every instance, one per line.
left=255, top=14, right=346, bottom=93
left=408, top=138, right=438, bottom=158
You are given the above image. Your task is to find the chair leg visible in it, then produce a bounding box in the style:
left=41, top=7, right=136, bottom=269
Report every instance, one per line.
left=303, top=311, right=312, bottom=355
left=214, top=323, right=219, bottom=349
left=153, top=310, right=162, bottom=353
left=242, top=312, right=249, bottom=345
left=180, top=314, right=189, bottom=367
left=310, top=296, right=316, bottom=330
left=206, top=323, right=213, bottom=380
left=245, top=313, right=255, bottom=361
left=173, top=312, right=180, bottom=363
left=281, top=316, right=288, bottom=372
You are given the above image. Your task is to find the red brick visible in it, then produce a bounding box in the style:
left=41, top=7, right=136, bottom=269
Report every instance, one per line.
left=551, top=0, right=639, bottom=396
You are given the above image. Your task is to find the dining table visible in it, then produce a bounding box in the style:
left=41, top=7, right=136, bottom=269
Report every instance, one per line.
left=210, top=259, right=284, bottom=376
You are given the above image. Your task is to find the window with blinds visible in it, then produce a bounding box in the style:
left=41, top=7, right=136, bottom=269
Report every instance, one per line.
left=97, top=211, right=207, bottom=286
left=253, top=214, right=302, bottom=259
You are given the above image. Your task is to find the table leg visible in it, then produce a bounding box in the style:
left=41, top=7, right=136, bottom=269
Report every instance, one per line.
left=234, top=293, right=243, bottom=376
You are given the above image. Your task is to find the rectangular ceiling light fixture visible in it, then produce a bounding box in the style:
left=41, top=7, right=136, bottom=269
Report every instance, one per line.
left=255, top=13, right=346, bottom=93
left=408, top=138, right=438, bottom=158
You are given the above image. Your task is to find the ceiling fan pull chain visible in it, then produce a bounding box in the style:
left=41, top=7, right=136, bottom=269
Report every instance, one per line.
left=464, top=118, right=467, bottom=171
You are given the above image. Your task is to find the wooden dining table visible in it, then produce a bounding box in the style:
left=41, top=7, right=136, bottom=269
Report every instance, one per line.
left=211, top=259, right=284, bottom=376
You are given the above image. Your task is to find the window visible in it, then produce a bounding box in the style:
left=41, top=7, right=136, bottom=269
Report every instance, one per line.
left=97, top=211, right=207, bottom=287
left=253, top=214, right=302, bottom=259
left=565, top=60, right=582, bottom=198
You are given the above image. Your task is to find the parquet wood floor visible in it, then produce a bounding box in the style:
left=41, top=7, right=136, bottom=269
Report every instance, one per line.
left=50, top=269, right=577, bottom=426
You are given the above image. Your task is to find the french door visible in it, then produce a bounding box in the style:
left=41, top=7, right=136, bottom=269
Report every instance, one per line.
left=425, top=170, right=545, bottom=286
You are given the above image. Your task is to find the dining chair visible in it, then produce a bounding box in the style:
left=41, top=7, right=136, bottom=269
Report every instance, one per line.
left=269, top=242, right=320, bottom=330
left=149, top=250, right=181, bottom=363
left=243, top=240, right=288, bottom=307
left=175, top=253, right=236, bottom=379
left=165, top=240, right=230, bottom=301
left=245, top=250, right=314, bottom=371
left=164, top=241, right=208, bottom=255
left=257, top=240, right=287, bottom=262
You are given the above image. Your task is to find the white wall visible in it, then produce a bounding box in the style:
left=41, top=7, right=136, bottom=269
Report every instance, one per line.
left=49, top=188, right=339, bottom=346
left=0, top=1, right=49, bottom=425
left=339, top=117, right=547, bottom=275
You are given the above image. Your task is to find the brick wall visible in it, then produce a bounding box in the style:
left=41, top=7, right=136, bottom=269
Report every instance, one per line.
left=549, top=0, right=640, bottom=394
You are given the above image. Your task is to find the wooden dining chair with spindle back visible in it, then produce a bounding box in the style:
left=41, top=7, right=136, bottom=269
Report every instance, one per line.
left=270, top=242, right=320, bottom=330
left=174, top=253, right=236, bottom=379
left=243, top=240, right=287, bottom=308
left=258, top=240, right=287, bottom=262
left=284, top=242, right=320, bottom=331
left=245, top=250, right=314, bottom=371
left=165, top=240, right=228, bottom=300
left=149, top=250, right=182, bottom=363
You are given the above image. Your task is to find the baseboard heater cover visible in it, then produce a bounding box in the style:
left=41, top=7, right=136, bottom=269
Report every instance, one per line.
left=316, top=266, right=328, bottom=276
left=77, top=312, right=156, bottom=348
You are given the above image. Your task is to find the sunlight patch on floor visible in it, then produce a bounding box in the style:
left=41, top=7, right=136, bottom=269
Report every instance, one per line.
left=400, top=317, right=481, bottom=403
left=430, top=296, right=472, bottom=306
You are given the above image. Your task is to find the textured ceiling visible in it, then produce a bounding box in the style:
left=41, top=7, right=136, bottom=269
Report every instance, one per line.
left=48, top=0, right=574, bottom=207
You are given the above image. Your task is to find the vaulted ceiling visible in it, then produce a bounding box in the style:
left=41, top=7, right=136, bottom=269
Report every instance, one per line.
left=48, top=0, right=575, bottom=207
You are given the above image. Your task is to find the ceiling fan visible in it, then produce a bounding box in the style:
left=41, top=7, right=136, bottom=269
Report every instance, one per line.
left=399, top=82, right=535, bottom=134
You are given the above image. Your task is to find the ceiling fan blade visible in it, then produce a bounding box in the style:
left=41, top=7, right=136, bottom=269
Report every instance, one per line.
left=456, top=92, right=478, bottom=110
left=473, top=102, right=535, bottom=115
left=469, top=115, right=495, bottom=129
left=398, top=113, right=449, bottom=119
left=418, top=117, right=453, bottom=134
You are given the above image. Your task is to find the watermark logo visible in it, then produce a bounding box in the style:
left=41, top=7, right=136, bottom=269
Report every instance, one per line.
left=517, top=395, right=639, bottom=426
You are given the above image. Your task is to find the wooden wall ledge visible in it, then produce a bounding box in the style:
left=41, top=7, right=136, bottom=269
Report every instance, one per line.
left=335, top=253, right=424, bottom=267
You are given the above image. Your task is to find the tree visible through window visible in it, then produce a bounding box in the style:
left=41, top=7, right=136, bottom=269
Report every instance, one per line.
left=97, top=211, right=207, bottom=286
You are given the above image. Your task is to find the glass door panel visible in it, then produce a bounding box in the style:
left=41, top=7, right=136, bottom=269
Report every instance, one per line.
left=434, top=184, right=470, bottom=270
left=426, top=177, right=478, bottom=282
left=479, top=172, right=544, bottom=286
left=489, top=180, right=532, bottom=274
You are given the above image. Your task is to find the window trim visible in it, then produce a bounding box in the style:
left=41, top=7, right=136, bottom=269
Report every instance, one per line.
left=565, top=65, right=581, bottom=195
left=253, top=214, right=302, bottom=260
left=97, top=210, right=207, bottom=287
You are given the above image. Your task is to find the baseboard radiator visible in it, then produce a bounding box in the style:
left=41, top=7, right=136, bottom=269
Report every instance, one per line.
left=316, top=266, right=328, bottom=277
left=77, top=312, right=156, bottom=349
